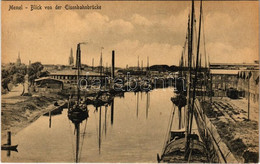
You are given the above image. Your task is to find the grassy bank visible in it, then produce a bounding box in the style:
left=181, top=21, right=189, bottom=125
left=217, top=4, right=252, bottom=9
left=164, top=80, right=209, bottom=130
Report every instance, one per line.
left=1, top=93, right=67, bottom=143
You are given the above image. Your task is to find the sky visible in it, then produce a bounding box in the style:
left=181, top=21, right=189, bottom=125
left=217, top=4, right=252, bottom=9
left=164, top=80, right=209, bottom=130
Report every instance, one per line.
left=2, top=1, right=259, bottom=67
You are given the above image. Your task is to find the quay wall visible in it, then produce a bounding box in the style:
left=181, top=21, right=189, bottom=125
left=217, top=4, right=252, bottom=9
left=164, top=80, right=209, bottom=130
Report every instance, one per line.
left=194, top=99, right=238, bottom=163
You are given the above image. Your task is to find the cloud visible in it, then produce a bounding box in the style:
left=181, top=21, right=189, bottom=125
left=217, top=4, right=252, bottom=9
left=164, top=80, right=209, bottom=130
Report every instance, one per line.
left=2, top=11, right=135, bottom=64
left=52, top=12, right=133, bottom=35
left=207, top=42, right=258, bottom=64
left=108, top=19, right=134, bottom=34
left=204, top=12, right=237, bottom=45
left=112, top=40, right=183, bottom=67
left=160, top=7, right=190, bottom=34
left=2, top=1, right=258, bottom=67
left=204, top=10, right=258, bottom=50
left=131, top=14, right=152, bottom=26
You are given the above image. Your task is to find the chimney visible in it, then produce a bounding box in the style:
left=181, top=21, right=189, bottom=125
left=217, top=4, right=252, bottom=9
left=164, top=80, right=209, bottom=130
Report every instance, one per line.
left=112, top=50, right=115, bottom=79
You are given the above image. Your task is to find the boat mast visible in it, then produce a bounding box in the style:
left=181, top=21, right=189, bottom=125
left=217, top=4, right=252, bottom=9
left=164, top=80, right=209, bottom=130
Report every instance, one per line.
left=100, top=47, right=104, bottom=86
left=76, top=44, right=81, bottom=103
left=180, top=51, right=184, bottom=77
left=189, top=0, right=203, bottom=134
left=147, top=56, right=150, bottom=77
left=185, top=0, right=194, bottom=151
left=186, top=0, right=203, bottom=152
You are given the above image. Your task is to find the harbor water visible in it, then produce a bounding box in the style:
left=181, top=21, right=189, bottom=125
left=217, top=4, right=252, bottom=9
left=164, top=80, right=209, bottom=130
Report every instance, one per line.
left=2, top=88, right=179, bottom=163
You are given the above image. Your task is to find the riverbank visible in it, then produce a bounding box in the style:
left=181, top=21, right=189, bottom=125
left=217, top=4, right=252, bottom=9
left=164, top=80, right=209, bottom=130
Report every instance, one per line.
left=1, top=87, right=120, bottom=144
left=1, top=93, right=67, bottom=143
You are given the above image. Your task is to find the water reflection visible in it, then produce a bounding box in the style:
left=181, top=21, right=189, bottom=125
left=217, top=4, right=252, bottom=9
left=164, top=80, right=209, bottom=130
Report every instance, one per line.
left=67, top=104, right=89, bottom=162
left=136, top=91, right=151, bottom=119
left=2, top=144, right=18, bottom=157
left=49, top=112, right=51, bottom=128
left=146, top=92, right=150, bottom=119
left=111, top=99, right=114, bottom=125
left=136, top=92, right=139, bottom=118
left=2, top=89, right=173, bottom=163
left=96, top=102, right=113, bottom=155
left=104, top=106, right=108, bottom=136
left=43, top=106, right=64, bottom=129
left=98, top=106, right=101, bottom=154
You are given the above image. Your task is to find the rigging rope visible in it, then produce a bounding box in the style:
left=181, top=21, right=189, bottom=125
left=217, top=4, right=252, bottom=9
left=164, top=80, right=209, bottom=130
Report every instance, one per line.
left=193, top=14, right=198, bottom=69
left=201, top=9, right=208, bottom=68
left=188, top=140, right=194, bottom=162
left=161, top=104, right=176, bottom=155
left=161, top=104, right=173, bottom=154
left=182, top=32, right=188, bottom=68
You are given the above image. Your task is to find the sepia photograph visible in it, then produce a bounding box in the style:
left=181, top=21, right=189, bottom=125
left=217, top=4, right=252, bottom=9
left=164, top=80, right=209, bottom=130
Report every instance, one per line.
left=1, top=0, right=259, bottom=163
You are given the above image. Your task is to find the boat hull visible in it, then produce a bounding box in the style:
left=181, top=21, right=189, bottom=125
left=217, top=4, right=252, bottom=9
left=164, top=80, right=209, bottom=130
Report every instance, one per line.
left=160, top=137, right=208, bottom=163
left=1, top=144, right=18, bottom=151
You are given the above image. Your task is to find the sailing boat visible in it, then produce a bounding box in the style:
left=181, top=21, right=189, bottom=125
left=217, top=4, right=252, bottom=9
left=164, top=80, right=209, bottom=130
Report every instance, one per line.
left=68, top=111, right=88, bottom=163
left=68, top=43, right=89, bottom=132
left=67, top=43, right=89, bottom=163
left=158, top=0, right=208, bottom=162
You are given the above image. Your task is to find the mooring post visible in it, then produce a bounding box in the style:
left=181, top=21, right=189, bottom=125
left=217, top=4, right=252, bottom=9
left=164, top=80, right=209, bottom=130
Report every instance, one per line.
left=7, top=131, right=11, bottom=145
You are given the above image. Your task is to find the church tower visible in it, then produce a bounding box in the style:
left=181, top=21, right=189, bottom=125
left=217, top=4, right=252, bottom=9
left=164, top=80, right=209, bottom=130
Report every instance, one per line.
left=69, top=48, right=74, bottom=66
left=16, top=52, right=21, bottom=65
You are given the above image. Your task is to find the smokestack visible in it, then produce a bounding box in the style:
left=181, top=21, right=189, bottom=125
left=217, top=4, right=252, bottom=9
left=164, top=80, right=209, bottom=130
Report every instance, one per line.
left=112, top=50, right=115, bottom=79
left=76, top=44, right=81, bottom=68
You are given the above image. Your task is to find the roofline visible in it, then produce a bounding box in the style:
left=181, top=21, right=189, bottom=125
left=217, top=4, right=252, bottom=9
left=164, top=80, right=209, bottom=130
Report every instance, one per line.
left=49, top=73, right=108, bottom=77
left=35, top=77, right=63, bottom=83
left=211, top=73, right=238, bottom=75
left=210, top=63, right=258, bottom=66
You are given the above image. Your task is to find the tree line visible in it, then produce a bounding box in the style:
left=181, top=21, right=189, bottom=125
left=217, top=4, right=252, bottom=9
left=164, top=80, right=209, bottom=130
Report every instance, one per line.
left=2, top=62, right=49, bottom=95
